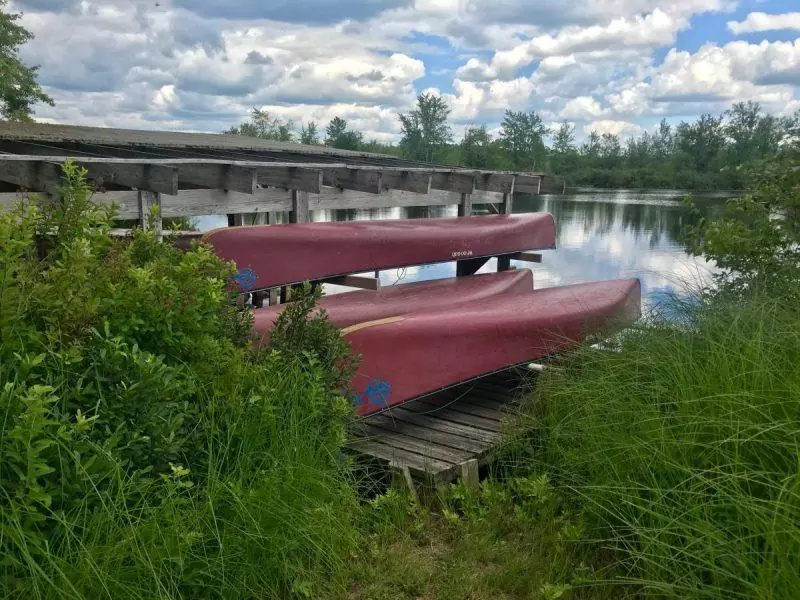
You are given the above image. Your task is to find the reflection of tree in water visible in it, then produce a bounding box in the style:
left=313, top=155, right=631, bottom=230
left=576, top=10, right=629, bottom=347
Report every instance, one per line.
left=515, top=193, right=727, bottom=249
left=326, top=205, right=452, bottom=222
left=323, top=192, right=727, bottom=254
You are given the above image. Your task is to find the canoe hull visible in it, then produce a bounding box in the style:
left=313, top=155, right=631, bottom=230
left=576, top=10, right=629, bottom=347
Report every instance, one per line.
left=203, top=214, right=556, bottom=291
left=252, top=269, right=535, bottom=345
left=345, top=279, right=641, bottom=416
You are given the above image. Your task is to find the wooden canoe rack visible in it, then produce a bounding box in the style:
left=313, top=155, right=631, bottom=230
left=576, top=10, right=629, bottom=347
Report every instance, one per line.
left=348, top=367, right=531, bottom=494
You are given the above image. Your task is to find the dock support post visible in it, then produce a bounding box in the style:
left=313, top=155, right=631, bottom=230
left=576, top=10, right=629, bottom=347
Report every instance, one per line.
left=459, top=459, right=479, bottom=490
left=394, top=466, right=419, bottom=504
left=139, top=190, right=162, bottom=242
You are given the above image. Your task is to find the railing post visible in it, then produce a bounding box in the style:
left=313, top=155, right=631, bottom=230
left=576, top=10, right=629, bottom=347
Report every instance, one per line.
left=458, top=191, right=472, bottom=217
left=501, top=175, right=516, bottom=215
left=139, top=190, right=162, bottom=242
left=290, top=190, right=309, bottom=224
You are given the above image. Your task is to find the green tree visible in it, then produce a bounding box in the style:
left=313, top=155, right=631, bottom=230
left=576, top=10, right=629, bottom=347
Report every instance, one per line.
left=675, top=113, right=725, bottom=172
left=460, top=125, right=492, bottom=168
left=225, top=108, right=294, bottom=141
left=499, top=110, right=549, bottom=171
left=550, top=121, right=577, bottom=174
left=299, top=121, right=319, bottom=145
left=724, top=101, right=785, bottom=166
left=0, top=0, right=53, bottom=121
left=325, top=116, right=363, bottom=150
left=398, top=93, right=453, bottom=163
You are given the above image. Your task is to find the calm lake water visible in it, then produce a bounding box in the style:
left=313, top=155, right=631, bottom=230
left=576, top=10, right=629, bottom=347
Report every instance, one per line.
left=197, top=189, right=730, bottom=310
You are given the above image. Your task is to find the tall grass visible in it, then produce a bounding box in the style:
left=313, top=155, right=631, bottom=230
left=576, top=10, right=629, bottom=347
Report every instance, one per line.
left=531, top=297, right=800, bottom=598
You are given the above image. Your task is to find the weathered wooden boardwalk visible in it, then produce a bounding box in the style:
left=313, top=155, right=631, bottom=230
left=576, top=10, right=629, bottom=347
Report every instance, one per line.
left=349, top=368, right=531, bottom=489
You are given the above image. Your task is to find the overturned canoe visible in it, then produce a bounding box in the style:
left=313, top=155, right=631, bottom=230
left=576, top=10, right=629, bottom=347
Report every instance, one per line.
left=203, top=213, right=556, bottom=291
left=345, top=279, right=641, bottom=416
left=252, top=269, right=535, bottom=345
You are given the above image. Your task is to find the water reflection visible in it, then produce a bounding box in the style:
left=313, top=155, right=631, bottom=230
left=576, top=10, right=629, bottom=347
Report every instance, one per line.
left=195, top=190, right=729, bottom=308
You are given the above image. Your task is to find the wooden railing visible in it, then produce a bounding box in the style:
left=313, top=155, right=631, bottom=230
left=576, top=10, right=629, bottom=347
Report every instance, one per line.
left=0, top=155, right=563, bottom=241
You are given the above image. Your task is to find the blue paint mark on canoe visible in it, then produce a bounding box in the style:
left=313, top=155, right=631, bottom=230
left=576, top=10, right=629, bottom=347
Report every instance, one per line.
left=365, top=378, right=391, bottom=407
left=233, top=267, right=257, bottom=290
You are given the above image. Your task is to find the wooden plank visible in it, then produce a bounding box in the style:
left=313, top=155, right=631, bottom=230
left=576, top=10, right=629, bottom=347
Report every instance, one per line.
left=309, top=186, right=461, bottom=209
left=513, top=174, right=542, bottom=195
left=381, top=170, right=431, bottom=194
left=474, top=172, right=515, bottom=194
left=159, top=188, right=292, bottom=218
left=258, top=166, right=322, bottom=193
left=176, top=163, right=257, bottom=194
left=324, top=275, right=378, bottom=290
left=356, top=424, right=472, bottom=464
left=399, top=402, right=504, bottom=432
left=415, top=398, right=506, bottom=422
left=366, top=414, right=489, bottom=453
left=323, top=167, right=382, bottom=194
left=431, top=171, right=474, bottom=194
left=348, top=439, right=455, bottom=479
left=377, top=407, right=498, bottom=444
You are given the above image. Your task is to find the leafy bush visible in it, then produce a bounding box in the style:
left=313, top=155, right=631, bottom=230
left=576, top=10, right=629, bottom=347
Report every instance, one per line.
left=0, top=162, right=359, bottom=598
left=686, top=154, right=800, bottom=301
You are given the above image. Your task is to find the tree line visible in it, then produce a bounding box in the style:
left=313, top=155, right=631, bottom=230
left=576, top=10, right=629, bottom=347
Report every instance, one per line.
left=227, top=96, right=800, bottom=191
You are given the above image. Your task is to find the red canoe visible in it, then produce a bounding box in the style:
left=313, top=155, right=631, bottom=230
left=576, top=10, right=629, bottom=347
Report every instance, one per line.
left=202, top=214, right=556, bottom=290
left=344, top=279, right=641, bottom=416
left=252, top=269, right=535, bottom=345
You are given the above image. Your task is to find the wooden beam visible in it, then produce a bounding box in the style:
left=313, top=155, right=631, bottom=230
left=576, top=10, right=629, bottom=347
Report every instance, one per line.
left=323, top=167, right=382, bottom=194
left=0, top=157, right=179, bottom=195
left=176, top=163, right=257, bottom=194
left=474, top=172, right=515, bottom=194
left=324, top=275, right=379, bottom=290
left=83, top=162, right=178, bottom=195
left=512, top=252, right=542, bottom=263
left=0, top=159, right=62, bottom=194
left=456, top=257, right=490, bottom=277
left=512, top=174, right=541, bottom=195
left=381, top=170, right=432, bottom=194
left=258, top=166, right=323, bottom=193
left=431, top=171, right=475, bottom=194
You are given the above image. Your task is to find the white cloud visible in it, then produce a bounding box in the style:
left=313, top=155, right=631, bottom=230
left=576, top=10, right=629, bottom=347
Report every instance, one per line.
left=560, top=96, right=607, bottom=120
left=456, top=9, right=688, bottom=82
left=728, top=12, right=800, bottom=35
left=649, top=40, right=800, bottom=104
left=583, top=120, right=644, bottom=137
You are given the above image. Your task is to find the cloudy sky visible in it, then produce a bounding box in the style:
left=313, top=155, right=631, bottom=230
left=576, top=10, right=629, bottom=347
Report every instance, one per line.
left=10, top=0, right=800, bottom=142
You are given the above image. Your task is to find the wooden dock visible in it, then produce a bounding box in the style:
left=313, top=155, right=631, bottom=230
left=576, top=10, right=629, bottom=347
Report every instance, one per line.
left=349, top=368, right=531, bottom=490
